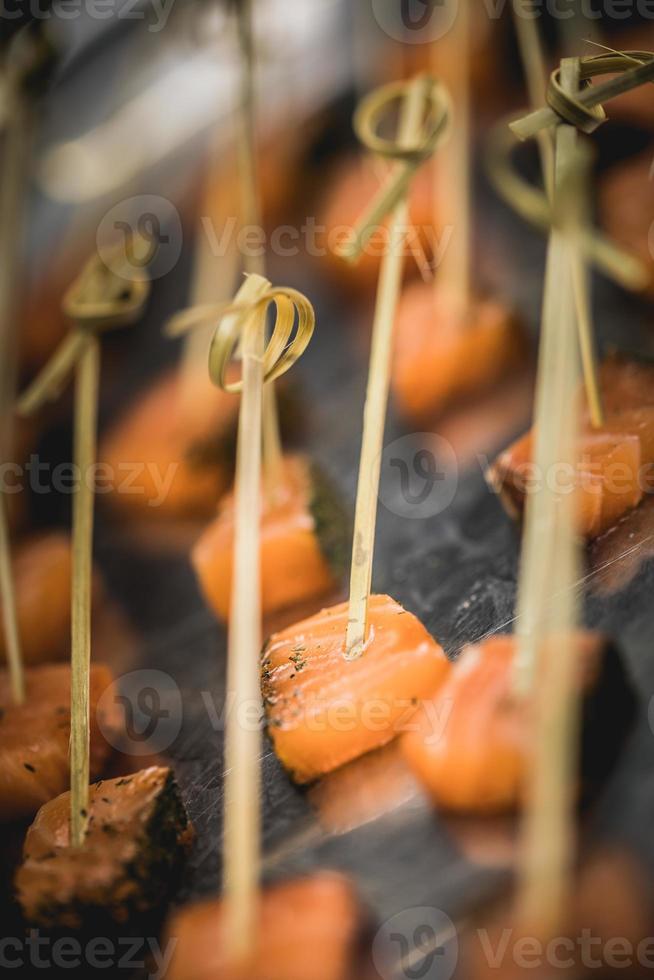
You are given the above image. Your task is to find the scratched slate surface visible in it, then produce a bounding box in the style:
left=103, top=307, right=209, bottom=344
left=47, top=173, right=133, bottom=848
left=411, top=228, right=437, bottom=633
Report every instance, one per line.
left=5, top=56, right=654, bottom=980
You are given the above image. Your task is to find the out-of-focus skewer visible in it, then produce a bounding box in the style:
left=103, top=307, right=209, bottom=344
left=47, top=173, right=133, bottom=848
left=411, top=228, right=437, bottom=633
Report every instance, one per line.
left=17, top=242, right=149, bottom=846
left=210, top=275, right=314, bottom=960
left=0, top=60, right=32, bottom=704
left=433, top=0, right=471, bottom=312
left=511, top=9, right=603, bottom=427
left=513, top=61, right=589, bottom=932
left=234, top=0, right=283, bottom=496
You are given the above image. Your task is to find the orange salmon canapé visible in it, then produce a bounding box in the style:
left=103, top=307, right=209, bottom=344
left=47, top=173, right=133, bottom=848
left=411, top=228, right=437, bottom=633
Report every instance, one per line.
left=0, top=663, right=117, bottom=821
left=402, top=633, right=636, bottom=814
left=490, top=356, right=654, bottom=538
left=391, top=283, right=524, bottom=423
left=163, top=873, right=365, bottom=980
left=262, top=594, right=450, bottom=784
left=100, top=368, right=239, bottom=522
left=192, top=455, right=348, bottom=622
left=318, top=155, right=440, bottom=296
left=16, top=767, right=193, bottom=930
left=0, top=532, right=105, bottom=667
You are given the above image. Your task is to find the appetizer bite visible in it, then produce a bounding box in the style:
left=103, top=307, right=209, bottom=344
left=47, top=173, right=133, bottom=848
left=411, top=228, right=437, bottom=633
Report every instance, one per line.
left=390, top=2, right=522, bottom=425
left=192, top=454, right=348, bottom=621
left=489, top=355, right=654, bottom=538
left=318, top=155, right=439, bottom=296
left=0, top=662, right=116, bottom=821
left=392, top=283, right=525, bottom=422
left=402, top=633, right=636, bottom=814
left=600, top=150, right=654, bottom=296
left=163, top=872, right=366, bottom=980
left=15, top=766, right=192, bottom=929
left=100, top=367, right=240, bottom=522
left=261, top=78, right=451, bottom=784
left=262, top=594, right=450, bottom=784
left=0, top=531, right=102, bottom=667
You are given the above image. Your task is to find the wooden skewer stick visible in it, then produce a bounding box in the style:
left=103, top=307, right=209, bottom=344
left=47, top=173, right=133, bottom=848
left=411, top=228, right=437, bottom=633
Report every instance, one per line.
left=511, top=14, right=604, bottom=427
left=344, top=76, right=431, bottom=661
left=177, top=0, right=283, bottom=495
left=0, top=72, right=32, bottom=704
left=513, top=70, right=590, bottom=932
left=512, top=0, right=554, bottom=201
left=434, top=0, right=471, bottom=311
left=214, top=273, right=315, bottom=960
left=221, top=273, right=269, bottom=960
left=69, top=333, right=99, bottom=846
left=234, top=0, right=284, bottom=497
left=486, top=116, right=649, bottom=292
left=17, top=247, right=149, bottom=846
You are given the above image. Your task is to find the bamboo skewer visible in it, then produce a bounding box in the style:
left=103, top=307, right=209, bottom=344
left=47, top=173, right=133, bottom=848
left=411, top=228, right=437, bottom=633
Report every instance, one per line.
left=212, top=274, right=315, bottom=960
left=17, top=247, right=149, bottom=847
left=0, top=74, right=31, bottom=704
left=513, top=62, right=590, bottom=934
left=221, top=273, right=269, bottom=960
left=234, top=0, right=284, bottom=497
left=177, top=0, right=284, bottom=496
left=434, top=0, right=471, bottom=311
left=485, top=121, right=648, bottom=292
left=511, top=13, right=604, bottom=427
left=512, top=0, right=554, bottom=200
left=69, top=334, right=99, bottom=845
left=344, top=75, right=434, bottom=661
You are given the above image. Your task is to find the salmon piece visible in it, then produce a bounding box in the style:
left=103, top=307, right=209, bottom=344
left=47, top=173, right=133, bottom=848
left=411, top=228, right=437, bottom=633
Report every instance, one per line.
left=100, top=368, right=239, bottom=522
left=163, top=873, right=365, bottom=980
left=489, top=357, right=654, bottom=538
left=16, top=766, right=193, bottom=929
left=491, top=428, right=644, bottom=537
left=192, top=455, right=348, bottom=622
left=318, top=156, right=439, bottom=295
left=402, top=634, right=636, bottom=814
left=600, top=152, right=654, bottom=296
left=391, top=283, right=524, bottom=422
left=262, top=594, right=450, bottom=784
left=459, top=849, right=652, bottom=980
left=0, top=532, right=103, bottom=667
left=0, top=663, right=116, bottom=821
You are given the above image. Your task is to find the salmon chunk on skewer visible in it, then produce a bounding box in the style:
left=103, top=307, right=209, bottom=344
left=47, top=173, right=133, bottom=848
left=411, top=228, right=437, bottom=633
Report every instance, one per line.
left=100, top=368, right=240, bottom=522
left=489, top=356, right=654, bottom=538
left=0, top=663, right=116, bottom=821
left=0, top=532, right=104, bottom=667
left=391, top=283, right=525, bottom=424
left=163, top=873, right=366, bottom=980
left=318, top=156, right=439, bottom=297
left=600, top=152, right=654, bottom=297
left=402, top=634, right=636, bottom=814
left=16, top=767, right=193, bottom=930
left=193, top=455, right=349, bottom=622
left=262, top=594, right=450, bottom=784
